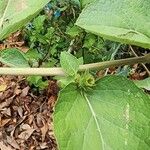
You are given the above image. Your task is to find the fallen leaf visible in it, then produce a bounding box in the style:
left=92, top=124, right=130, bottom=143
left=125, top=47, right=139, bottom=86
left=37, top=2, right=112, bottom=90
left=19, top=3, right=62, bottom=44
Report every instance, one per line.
left=21, top=124, right=31, bottom=130
left=10, top=116, right=27, bottom=137
left=41, top=121, right=49, bottom=142
left=0, top=141, right=14, bottom=150
left=14, top=88, right=22, bottom=95
left=21, top=86, right=30, bottom=97
left=36, top=113, right=43, bottom=127
left=48, top=95, right=57, bottom=109
left=17, top=107, right=23, bottom=117
left=18, top=125, right=35, bottom=140
left=7, top=136, right=20, bottom=150
left=40, top=142, right=48, bottom=149
left=1, top=108, right=11, bottom=116
left=28, top=115, right=34, bottom=125
left=0, top=98, right=13, bottom=110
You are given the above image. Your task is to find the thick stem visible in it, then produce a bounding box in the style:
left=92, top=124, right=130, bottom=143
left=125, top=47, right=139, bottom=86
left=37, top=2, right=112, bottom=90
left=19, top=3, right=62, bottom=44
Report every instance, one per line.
left=79, top=54, right=150, bottom=71
left=0, top=54, right=149, bottom=76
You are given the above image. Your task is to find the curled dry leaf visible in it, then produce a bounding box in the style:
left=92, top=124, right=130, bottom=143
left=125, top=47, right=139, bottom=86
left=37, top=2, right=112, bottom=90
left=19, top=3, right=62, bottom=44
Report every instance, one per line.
left=41, top=121, right=49, bottom=142
left=28, top=114, right=34, bottom=125
left=18, top=124, right=35, bottom=140
left=10, top=116, right=27, bottom=137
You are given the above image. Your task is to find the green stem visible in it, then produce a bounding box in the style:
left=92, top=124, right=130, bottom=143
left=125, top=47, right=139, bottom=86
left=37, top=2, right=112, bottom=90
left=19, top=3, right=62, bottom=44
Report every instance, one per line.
left=79, top=54, right=150, bottom=71
left=0, top=54, right=149, bottom=76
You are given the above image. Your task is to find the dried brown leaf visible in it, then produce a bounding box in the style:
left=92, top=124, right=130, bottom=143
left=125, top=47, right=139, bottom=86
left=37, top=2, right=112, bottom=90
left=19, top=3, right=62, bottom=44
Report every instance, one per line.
left=1, top=108, right=11, bottom=116
left=40, top=142, right=48, bottom=149
left=41, top=121, right=49, bottom=142
left=18, top=125, right=35, bottom=140
left=0, top=141, right=14, bottom=150
left=21, top=86, right=30, bottom=97
left=0, top=98, right=13, bottom=110
left=36, top=114, right=43, bottom=127
left=17, top=107, right=23, bottom=117
left=7, top=136, right=20, bottom=150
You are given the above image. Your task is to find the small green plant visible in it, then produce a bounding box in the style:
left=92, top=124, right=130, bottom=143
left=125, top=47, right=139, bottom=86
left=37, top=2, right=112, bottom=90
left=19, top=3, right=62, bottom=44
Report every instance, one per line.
left=0, top=0, right=150, bottom=150
left=23, top=0, right=119, bottom=68
left=27, top=76, right=49, bottom=90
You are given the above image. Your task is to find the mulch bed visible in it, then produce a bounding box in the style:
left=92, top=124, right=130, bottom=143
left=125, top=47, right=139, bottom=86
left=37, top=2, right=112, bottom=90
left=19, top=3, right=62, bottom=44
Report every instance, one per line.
left=0, top=76, right=58, bottom=150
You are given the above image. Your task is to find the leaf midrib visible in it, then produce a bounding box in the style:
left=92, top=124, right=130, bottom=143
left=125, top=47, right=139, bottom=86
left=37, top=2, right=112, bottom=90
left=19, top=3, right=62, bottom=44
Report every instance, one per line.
left=82, top=91, right=105, bottom=150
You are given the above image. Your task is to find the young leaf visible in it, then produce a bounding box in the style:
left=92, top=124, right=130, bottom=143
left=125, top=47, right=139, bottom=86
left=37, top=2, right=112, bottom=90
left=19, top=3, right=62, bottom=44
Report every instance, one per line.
left=76, top=0, right=150, bottom=49
left=32, top=15, right=46, bottom=32
left=0, top=0, right=50, bottom=40
left=0, top=48, right=30, bottom=67
left=27, top=76, right=48, bottom=90
left=60, top=52, right=79, bottom=76
left=66, top=26, right=81, bottom=38
left=54, top=75, right=150, bottom=150
left=78, top=57, right=84, bottom=65
left=55, top=76, right=75, bottom=89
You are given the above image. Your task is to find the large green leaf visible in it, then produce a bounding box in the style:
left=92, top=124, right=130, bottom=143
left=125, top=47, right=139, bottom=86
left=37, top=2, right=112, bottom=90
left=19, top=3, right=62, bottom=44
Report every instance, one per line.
left=0, top=0, right=50, bottom=40
left=0, top=48, right=30, bottom=67
left=54, top=76, right=150, bottom=150
left=76, top=0, right=150, bottom=48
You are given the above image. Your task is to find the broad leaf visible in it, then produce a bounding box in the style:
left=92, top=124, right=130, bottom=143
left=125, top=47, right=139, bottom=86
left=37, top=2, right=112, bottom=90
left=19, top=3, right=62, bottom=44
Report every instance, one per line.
left=60, top=52, right=79, bottom=76
left=0, top=0, right=50, bottom=40
left=134, top=78, right=150, bottom=91
left=54, top=76, right=150, bottom=150
left=0, top=48, right=30, bottom=67
left=76, top=0, right=150, bottom=48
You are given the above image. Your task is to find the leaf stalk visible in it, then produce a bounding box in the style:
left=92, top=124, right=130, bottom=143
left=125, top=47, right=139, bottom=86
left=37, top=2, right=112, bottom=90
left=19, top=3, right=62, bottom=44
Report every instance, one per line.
left=0, top=54, right=149, bottom=76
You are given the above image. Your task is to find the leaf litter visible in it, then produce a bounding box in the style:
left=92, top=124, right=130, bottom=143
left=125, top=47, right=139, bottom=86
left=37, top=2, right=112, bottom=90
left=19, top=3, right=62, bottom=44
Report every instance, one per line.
left=0, top=75, right=58, bottom=150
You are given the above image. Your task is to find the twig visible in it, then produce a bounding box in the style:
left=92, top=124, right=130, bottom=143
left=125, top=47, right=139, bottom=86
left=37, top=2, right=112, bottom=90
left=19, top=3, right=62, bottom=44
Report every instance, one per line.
left=129, top=46, right=150, bottom=76
left=0, top=54, right=149, bottom=76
